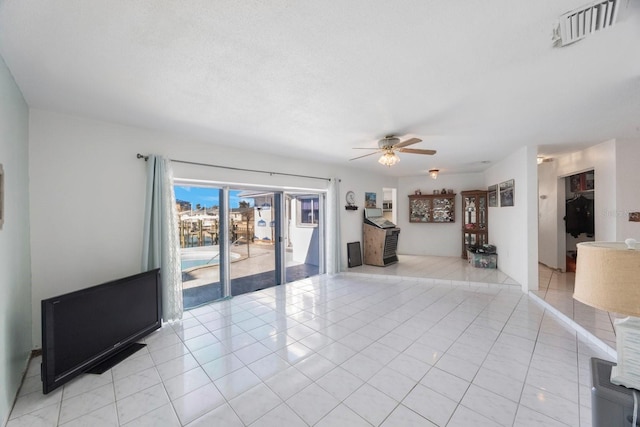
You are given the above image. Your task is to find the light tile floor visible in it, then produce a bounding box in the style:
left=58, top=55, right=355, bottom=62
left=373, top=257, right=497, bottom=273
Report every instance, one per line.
left=9, top=257, right=613, bottom=426
left=353, top=256, right=618, bottom=354
left=533, top=264, right=618, bottom=351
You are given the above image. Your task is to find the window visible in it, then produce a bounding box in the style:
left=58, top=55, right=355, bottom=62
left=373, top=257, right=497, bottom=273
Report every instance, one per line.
left=296, top=196, right=319, bottom=226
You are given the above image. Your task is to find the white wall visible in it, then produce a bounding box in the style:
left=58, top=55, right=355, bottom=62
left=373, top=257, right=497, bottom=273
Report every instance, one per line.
left=28, top=109, right=397, bottom=347
left=0, top=55, right=31, bottom=426
left=290, top=196, right=320, bottom=266
left=397, top=173, right=485, bottom=256
left=485, top=146, right=538, bottom=291
left=290, top=226, right=319, bottom=265
left=615, top=139, right=640, bottom=241
left=332, top=170, right=399, bottom=267
left=537, top=160, right=559, bottom=268
left=538, top=140, right=617, bottom=269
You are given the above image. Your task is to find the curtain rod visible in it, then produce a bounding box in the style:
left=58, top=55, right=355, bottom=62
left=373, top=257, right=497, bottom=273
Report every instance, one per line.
left=137, top=153, right=331, bottom=182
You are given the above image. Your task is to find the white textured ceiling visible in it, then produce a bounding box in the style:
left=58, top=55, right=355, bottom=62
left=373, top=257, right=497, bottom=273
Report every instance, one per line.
left=1, top=0, right=639, bottom=176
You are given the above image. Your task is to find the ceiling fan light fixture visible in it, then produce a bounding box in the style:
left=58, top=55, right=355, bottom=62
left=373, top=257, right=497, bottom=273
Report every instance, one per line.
left=429, top=169, right=439, bottom=179
left=378, top=151, right=400, bottom=167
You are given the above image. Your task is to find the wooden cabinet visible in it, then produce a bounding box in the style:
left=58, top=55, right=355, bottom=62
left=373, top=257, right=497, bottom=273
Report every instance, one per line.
left=461, top=190, right=488, bottom=258
left=408, top=194, right=455, bottom=223
left=363, top=223, right=400, bottom=266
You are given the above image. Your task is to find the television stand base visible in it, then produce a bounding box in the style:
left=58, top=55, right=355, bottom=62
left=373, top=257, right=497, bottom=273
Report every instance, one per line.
left=87, top=342, right=146, bottom=374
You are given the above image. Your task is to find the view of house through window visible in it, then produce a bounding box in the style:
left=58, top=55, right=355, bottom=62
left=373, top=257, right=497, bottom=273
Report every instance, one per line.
left=175, top=185, right=323, bottom=309
left=286, top=193, right=321, bottom=283
left=297, top=195, right=319, bottom=226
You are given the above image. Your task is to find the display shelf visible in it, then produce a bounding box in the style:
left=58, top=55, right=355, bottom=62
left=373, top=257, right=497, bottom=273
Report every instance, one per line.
left=461, top=190, right=488, bottom=258
left=408, top=194, right=455, bottom=223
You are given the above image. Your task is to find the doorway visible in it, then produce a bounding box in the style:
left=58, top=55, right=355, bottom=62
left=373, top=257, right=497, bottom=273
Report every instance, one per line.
left=228, top=190, right=279, bottom=296
left=175, top=184, right=323, bottom=309
left=284, top=192, right=323, bottom=283
left=564, top=171, right=595, bottom=272
left=382, top=187, right=397, bottom=225
left=175, top=185, right=224, bottom=308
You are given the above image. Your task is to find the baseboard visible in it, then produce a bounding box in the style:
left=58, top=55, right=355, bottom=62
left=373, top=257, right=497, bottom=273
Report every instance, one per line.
left=5, top=349, right=35, bottom=427
left=529, top=291, right=617, bottom=360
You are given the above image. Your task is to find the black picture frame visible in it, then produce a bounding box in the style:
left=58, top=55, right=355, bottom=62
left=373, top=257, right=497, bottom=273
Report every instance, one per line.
left=347, top=241, right=362, bottom=267
left=499, top=179, right=514, bottom=207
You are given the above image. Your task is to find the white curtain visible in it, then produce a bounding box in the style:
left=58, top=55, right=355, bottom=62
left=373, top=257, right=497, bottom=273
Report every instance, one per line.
left=326, top=177, right=342, bottom=274
left=142, top=155, right=183, bottom=322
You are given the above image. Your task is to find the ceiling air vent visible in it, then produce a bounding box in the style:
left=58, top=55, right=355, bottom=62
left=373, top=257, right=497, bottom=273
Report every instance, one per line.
left=553, top=0, right=620, bottom=46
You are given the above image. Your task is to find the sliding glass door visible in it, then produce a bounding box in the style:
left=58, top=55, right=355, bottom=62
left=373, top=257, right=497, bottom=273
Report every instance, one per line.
left=228, top=190, right=281, bottom=296
left=174, top=185, right=223, bottom=309
left=284, top=192, right=323, bottom=283
left=175, top=184, right=322, bottom=310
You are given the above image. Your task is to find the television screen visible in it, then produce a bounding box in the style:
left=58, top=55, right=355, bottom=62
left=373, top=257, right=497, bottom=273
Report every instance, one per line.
left=41, top=269, right=161, bottom=394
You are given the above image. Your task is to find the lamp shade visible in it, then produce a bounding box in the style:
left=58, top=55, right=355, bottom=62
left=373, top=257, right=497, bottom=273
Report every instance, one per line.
left=573, top=241, right=640, bottom=317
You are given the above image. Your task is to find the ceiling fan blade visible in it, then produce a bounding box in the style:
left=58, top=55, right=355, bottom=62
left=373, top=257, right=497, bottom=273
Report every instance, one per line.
left=352, top=147, right=382, bottom=150
left=397, top=148, right=436, bottom=155
left=349, top=150, right=383, bottom=161
left=393, top=138, right=422, bottom=149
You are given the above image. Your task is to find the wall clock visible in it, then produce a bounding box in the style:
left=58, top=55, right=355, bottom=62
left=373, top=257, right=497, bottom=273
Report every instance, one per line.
left=345, top=191, right=358, bottom=210
left=346, top=191, right=356, bottom=205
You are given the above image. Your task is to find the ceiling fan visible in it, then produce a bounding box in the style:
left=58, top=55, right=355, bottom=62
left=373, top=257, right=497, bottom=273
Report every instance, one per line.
left=350, top=135, right=436, bottom=166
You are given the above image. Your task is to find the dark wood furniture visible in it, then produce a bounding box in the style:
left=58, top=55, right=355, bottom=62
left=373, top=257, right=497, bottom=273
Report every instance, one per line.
left=461, top=190, right=488, bottom=258
left=408, top=194, right=455, bottom=223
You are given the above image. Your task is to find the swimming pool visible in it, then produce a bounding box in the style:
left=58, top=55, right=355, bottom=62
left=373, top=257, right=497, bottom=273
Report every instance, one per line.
left=180, top=248, right=241, bottom=270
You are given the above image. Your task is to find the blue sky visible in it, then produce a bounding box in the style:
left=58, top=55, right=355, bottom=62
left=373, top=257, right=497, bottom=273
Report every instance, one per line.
left=174, top=186, right=253, bottom=209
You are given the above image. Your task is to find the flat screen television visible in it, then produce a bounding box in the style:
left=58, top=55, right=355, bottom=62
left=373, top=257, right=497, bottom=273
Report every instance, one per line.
left=41, top=268, right=162, bottom=394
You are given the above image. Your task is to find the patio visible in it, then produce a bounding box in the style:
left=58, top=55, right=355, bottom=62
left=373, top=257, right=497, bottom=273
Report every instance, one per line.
left=182, top=243, right=319, bottom=309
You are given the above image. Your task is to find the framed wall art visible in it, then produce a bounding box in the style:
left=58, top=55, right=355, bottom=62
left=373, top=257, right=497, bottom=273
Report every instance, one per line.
left=365, top=192, right=377, bottom=208
left=499, top=179, right=514, bottom=207
left=488, top=184, right=498, bottom=207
